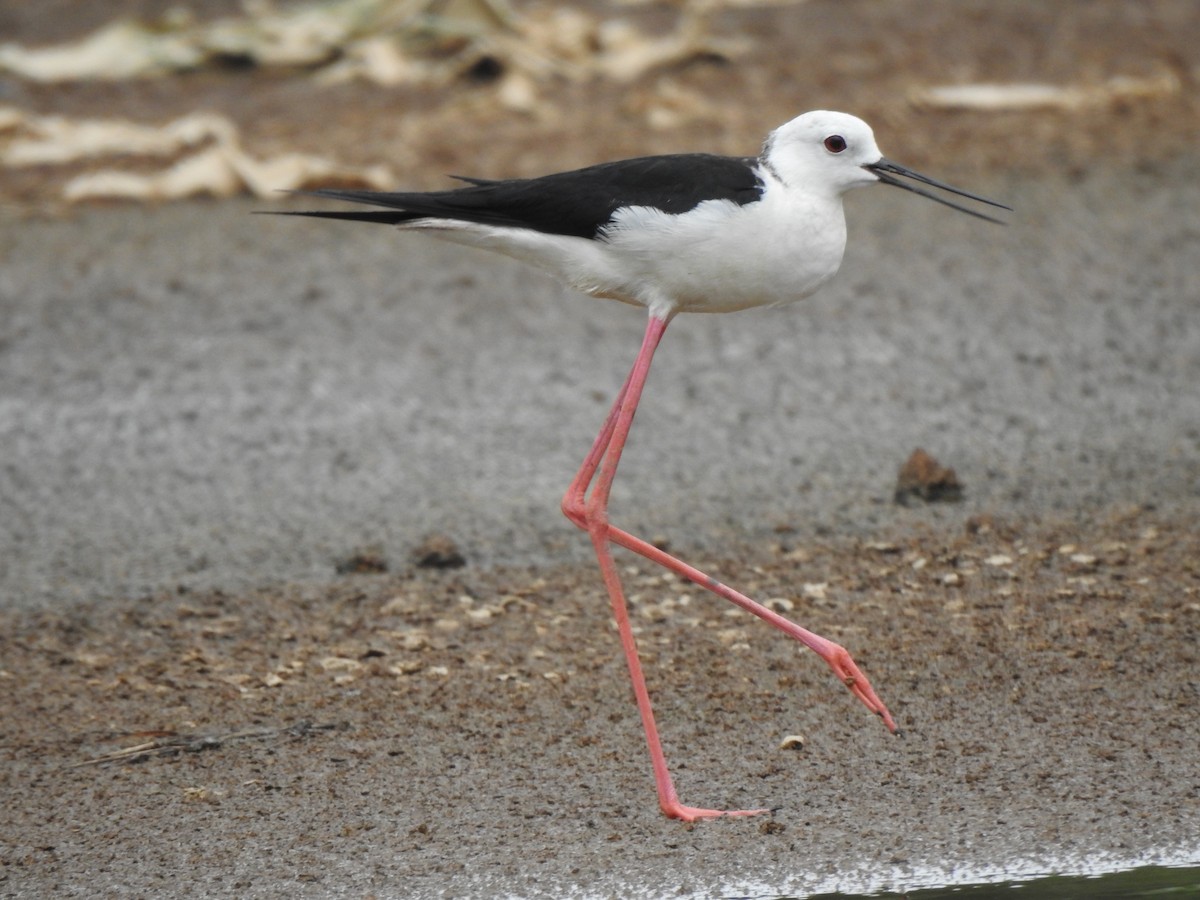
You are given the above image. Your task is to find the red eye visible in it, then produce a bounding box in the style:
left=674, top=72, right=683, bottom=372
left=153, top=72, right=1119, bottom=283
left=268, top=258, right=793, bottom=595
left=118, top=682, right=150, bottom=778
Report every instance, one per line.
left=824, top=135, right=847, bottom=153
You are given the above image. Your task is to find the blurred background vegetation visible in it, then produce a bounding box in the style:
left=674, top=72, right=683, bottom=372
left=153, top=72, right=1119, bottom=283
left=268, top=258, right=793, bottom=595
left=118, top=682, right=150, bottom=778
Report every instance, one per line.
left=1, top=0, right=1196, bottom=207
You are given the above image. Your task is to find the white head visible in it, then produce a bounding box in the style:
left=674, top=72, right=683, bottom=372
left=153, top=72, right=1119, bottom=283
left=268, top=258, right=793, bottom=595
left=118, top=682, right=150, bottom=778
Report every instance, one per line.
left=761, top=111, right=883, bottom=195
left=761, top=110, right=1010, bottom=222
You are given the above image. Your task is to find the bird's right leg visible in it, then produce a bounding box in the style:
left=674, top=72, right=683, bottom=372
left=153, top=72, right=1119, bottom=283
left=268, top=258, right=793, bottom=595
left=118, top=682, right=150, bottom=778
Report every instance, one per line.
left=604, top=524, right=897, bottom=732
left=562, top=315, right=766, bottom=821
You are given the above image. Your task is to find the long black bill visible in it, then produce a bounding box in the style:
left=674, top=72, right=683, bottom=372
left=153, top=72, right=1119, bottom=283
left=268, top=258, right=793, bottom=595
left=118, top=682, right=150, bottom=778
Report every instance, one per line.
left=865, top=158, right=1011, bottom=224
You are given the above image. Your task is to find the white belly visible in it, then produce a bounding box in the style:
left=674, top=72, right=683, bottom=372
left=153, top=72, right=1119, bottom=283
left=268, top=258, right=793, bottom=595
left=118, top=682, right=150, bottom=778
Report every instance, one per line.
left=600, top=195, right=848, bottom=314
left=400, top=191, right=849, bottom=319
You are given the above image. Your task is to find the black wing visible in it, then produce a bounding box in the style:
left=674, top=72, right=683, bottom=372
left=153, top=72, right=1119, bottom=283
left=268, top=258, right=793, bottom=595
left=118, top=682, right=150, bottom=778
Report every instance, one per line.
left=280, top=154, right=764, bottom=240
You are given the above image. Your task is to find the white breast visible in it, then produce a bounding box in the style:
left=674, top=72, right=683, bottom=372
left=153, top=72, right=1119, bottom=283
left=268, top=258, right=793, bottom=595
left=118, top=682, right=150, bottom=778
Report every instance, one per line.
left=598, top=188, right=848, bottom=316
left=397, top=178, right=849, bottom=319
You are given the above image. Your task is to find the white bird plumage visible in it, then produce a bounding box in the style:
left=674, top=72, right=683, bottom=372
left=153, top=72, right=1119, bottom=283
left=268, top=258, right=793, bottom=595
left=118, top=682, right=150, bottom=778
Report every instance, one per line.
left=395, top=111, right=886, bottom=318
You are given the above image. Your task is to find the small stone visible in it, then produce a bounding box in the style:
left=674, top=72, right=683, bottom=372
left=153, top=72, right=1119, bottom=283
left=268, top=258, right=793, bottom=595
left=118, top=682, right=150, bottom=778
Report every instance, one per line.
left=412, top=533, right=466, bottom=569
left=335, top=548, right=388, bottom=574
left=801, top=582, right=828, bottom=600
left=779, top=734, right=806, bottom=751
left=894, top=448, right=964, bottom=506
left=319, top=656, right=363, bottom=672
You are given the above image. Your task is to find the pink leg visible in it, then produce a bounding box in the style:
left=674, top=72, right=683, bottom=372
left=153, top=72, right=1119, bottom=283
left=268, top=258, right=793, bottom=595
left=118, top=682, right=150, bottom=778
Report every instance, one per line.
left=566, top=314, right=760, bottom=820
left=606, top=525, right=898, bottom=732
left=561, top=371, right=631, bottom=530
left=564, top=313, right=896, bottom=821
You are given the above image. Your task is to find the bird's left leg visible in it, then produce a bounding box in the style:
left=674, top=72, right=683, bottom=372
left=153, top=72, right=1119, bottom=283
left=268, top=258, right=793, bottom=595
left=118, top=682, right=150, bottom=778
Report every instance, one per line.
left=560, top=372, right=630, bottom=530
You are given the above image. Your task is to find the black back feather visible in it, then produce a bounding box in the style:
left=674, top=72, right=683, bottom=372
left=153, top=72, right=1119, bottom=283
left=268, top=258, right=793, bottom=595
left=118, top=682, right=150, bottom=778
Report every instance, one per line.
left=281, top=154, right=764, bottom=240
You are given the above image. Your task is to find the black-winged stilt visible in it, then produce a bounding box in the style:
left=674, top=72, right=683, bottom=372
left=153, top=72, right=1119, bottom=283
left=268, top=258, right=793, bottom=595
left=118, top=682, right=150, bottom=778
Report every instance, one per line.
left=277, top=110, right=1009, bottom=821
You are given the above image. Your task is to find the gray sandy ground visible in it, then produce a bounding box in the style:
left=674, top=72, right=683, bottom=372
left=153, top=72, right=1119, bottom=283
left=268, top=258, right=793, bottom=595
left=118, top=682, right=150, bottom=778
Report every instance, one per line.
left=3, top=161, right=1198, bottom=606
left=1, top=156, right=1199, bottom=898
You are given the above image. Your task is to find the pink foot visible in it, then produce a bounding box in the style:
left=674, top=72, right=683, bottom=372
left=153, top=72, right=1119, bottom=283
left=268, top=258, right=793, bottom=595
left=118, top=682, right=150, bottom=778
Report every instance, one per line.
left=822, top=643, right=898, bottom=733
left=663, top=801, right=771, bottom=823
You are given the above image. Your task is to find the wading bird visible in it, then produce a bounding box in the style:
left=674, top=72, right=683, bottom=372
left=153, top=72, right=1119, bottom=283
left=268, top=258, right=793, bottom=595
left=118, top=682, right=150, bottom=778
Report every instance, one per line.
left=277, top=110, right=1009, bottom=821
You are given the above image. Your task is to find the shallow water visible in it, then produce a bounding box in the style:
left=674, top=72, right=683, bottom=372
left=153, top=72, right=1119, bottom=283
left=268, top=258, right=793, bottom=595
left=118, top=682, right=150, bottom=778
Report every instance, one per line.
left=788, top=864, right=1200, bottom=899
